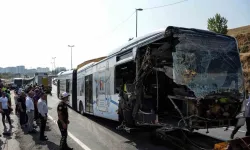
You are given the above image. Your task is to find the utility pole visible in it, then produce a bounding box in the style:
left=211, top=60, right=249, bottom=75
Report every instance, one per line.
left=135, top=8, right=143, bottom=37
left=52, top=57, right=56, bottom=74
left=68, top=45, right=74, bottom=70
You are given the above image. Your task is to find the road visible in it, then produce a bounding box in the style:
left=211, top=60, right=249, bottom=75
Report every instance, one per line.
left=14, top=85, right=248, bottom=150
left=49, top=85, right=247, bottom=149
left=48, top=85, right=168, bottom=150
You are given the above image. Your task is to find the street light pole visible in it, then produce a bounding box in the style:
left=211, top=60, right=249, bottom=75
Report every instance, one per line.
left=68, top=45, right=74, bottom=70
left=135, top=8, right=143, bottom=37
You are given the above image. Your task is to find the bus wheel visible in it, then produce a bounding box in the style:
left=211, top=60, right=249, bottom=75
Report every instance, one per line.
left=79, top=101, right=84, bottom=115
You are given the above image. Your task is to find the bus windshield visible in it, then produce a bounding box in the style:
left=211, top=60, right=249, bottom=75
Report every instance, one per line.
left=172, top=31, right=243, bottom=98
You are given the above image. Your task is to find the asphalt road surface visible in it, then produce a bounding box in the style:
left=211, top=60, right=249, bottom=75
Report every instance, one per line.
left=48, top=86, right=168, bottom=150
left=50, top=85, right=248, bottom=149
left=15, top=85, right=248, bottom=150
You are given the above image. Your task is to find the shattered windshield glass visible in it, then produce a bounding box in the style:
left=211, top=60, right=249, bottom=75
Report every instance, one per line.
left=172, top=31, right=244, bottom=98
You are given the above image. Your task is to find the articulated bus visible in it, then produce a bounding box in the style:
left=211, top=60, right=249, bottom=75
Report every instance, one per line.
left=56, top=70, right=76, bottom=108
left=57, top=26, right=244, bottom=131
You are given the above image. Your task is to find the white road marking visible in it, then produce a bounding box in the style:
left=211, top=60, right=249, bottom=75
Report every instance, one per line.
left=222, top=127, right=246, bottom=133
left=47, top=115, right=92, bottom=150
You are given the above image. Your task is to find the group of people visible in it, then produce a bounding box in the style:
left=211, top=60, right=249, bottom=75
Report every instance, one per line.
left=14, top=85, right=48, bottom=140
left=0, top=82, right=73, bottom=150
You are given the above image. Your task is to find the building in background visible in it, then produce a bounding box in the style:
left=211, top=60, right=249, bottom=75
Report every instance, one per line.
left=16, top=66, right=25, bottom=74
left=37, top=67, right=50, bottom=73
left=0, top=66, right=50, bottom=74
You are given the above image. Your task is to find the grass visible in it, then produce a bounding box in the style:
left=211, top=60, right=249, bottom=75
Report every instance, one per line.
left=227, top=25, right=250, bottom=36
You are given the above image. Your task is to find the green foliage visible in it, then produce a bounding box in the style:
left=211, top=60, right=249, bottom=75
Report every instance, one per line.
left=240, top=45, right=249, bottom=53
left=0, top=73, right=12, bottom=79
left=207, top=13, right=228, bottom=34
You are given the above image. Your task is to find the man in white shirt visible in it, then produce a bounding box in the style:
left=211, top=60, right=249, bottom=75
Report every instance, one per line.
left=37, top=92, right=48, bottom=141
left=0, top=92, right=12, bottom=128
left=26, top=91, right=36, bottom=133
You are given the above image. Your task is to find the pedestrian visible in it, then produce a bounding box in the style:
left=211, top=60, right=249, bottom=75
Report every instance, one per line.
left=37, top=92, right=48, bottom=141
left=18, top=91, right=27, bottom=128
left=33, top=89, right=40, bottom=121
left=6, top=90, right=13, bottom=113
left=26, top=91, right=36, bottom=133
left=57, top=92, right=73, bottom=150
left=245, top=90, right=250, bottom=136
left=0, top=92, right=13, bottom=128
left=14, top=91, right=19, bottom=115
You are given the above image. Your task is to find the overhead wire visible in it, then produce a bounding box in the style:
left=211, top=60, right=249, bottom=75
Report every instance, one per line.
left=143, top=0, right=188, bottom=10
left=100, top=11, right=136, bottom=38
left=99, top=0, right=188, bottom=39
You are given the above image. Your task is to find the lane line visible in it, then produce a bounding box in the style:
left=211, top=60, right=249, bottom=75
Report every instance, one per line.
left=222, top=127, right=246, bottom=133
left=47, top=115, right=92, bottom=150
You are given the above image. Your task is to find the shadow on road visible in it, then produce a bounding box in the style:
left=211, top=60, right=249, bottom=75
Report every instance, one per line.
left=83, top=114, right=169, bottom=150
left=30, top=124, right=60, bottom=150
left=18, top=120, right=60, bottom=150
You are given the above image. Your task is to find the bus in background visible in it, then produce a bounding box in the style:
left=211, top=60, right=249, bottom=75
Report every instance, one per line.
left=56, top=70, right=74, bottom=107
left=34, top=72, right=52, bottom=93
left=13, top=78, right=23, bottom=88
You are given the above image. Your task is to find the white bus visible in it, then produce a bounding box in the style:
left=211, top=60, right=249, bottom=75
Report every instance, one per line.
left=57, top=70, right=74, bottom=108
left=57, top=26, right=244, bottom=131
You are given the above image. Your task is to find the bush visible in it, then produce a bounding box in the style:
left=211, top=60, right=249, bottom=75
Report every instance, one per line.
left=240, top=45, right=249, bottom=53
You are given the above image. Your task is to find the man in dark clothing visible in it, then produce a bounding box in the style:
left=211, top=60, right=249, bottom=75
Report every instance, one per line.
left=18, top=92, right=27, bottom=128
left=33, top=89, right=40, bottom=121
left=57, top=92, right=73, bottom=150
left=38, top=92, right=48, bottom=141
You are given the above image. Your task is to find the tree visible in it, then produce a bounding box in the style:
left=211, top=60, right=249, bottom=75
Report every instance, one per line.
left=207, top=13, right=228, bottom=34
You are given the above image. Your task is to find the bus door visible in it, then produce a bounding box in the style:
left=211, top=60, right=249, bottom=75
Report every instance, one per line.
left=85, top=74, right=93, bottom=113
left=72, top=70, right=77, bottom=110
left=66, top=79, right=70, bottom=93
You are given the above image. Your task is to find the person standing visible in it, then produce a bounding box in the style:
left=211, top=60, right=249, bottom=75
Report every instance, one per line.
left=245, top=90, right=250, bottom=136
left=231, top=90, right=250, bottom=138
left=18, top=92, right=27, bottom=128
left=14, top=91, right=19, bottom=115
left=37, top=92, right=48, bottom=141
left=0, top=92, right=13, bottom=128
left=57, top=92, right=73, bottom=150
left=33, top=89, right=40, bottom=121
left=26, top=91, right=36, bottom=133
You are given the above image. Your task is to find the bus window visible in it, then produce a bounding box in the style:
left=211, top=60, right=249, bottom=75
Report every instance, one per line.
left=114, top=61, right=136, bottom=93
left=66, top=79, right=70, bottom=93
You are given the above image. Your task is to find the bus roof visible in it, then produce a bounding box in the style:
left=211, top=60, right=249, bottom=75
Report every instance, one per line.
left=13, top=78, right=23, bottom=80
left=75, top=28, right=165, bottom=72
left=107, top=28, right=165, bottom=56
left=77, top=56, right=107, bottom=70
left=60, top=70, right=73, bottom=76
left=74, top=26, right=237, bottom=73
left=77, top=62, right=96, bottom=72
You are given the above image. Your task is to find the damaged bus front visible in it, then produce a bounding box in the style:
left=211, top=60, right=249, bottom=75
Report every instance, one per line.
left=120, top=26, right=244, bottom=131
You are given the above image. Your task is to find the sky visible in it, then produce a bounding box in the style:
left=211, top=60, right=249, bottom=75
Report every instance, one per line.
left=0, top=0, right=249, bottom=70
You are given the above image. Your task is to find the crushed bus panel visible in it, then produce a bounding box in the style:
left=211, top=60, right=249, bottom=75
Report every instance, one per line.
left=118, top=26, right=244, bottom=133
